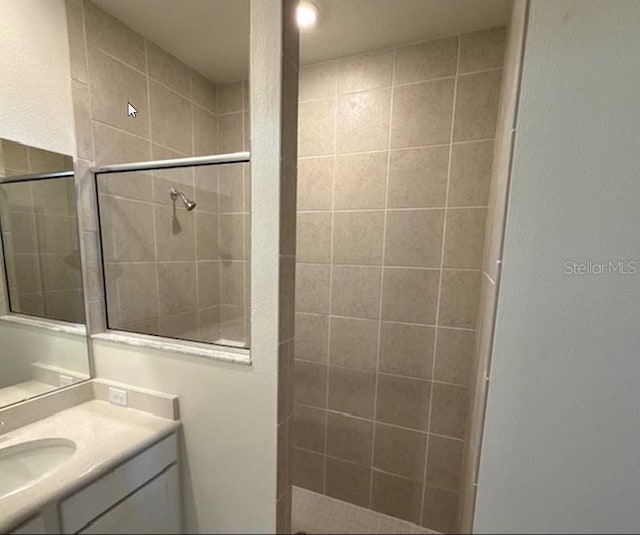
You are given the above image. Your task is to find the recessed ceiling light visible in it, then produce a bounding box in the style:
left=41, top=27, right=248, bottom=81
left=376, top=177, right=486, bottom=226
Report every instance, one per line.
left=296, top=1, right=318, bottom=29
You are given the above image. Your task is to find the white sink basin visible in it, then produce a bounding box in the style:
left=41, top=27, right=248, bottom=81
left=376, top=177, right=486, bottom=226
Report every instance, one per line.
left=0, top=438, right=76, bottom=499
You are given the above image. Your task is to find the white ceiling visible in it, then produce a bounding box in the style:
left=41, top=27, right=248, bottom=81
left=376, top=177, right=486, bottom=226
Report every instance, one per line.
left=93, top=0, right=512, bottom=83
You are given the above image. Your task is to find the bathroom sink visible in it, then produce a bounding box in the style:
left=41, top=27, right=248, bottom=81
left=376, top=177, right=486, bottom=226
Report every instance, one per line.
left=0, top=438, right=76, bottom=499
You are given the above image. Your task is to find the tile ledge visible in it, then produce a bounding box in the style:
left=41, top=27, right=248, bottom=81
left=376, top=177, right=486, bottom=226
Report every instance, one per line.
left=91, top=330, right=251, bottom=366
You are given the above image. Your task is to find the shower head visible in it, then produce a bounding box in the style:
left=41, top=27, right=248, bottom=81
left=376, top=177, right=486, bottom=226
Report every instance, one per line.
left=169, top=188, right=196, bottom=211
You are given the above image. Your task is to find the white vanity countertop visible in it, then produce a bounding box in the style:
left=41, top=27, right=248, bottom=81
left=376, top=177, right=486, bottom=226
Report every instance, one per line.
left=0, top=399, right=181, bottom=532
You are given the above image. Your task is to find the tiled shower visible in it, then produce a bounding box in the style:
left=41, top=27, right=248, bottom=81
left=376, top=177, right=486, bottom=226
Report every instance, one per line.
left=68, top=0, right=251, bottom=347
left=292, top=28, right=506, bottom=533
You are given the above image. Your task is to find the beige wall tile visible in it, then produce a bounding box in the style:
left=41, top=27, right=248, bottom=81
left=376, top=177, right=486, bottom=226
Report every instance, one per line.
left=443, top=208, right=487, bottom=269
left=220, top=261, right=244, bottom=306
left=300, top=61, right=337, bottom=101
left=297, top=212, right=332, bottom=263
left=195, top=212, right=220, bottom=261
left=329, top=317, right=378, bottom=371
left=218, top=164, right=243, bottom=213
left=333, top=211, right=384, bottom=265
left=279, top=256, right=296, bottom=342
left=146, top=40, right=191, bottom=97
left=88, top=47, right=149, bottom=137
left=334, top=152, right=387, bottom=209
left=326, top=412, right=373, bottom=465
left=379, top=322, right=435, bottom=379
left=422, top=486, right=459, bottom=533
left=328, top=366, right=376, bottom=418
left=371, top=471, right=423, bottom=524
left=110, top=262, right=158, bottom=324
left=337, top=50, right=393, bottom=93
left=218, top=113, right=244, bottom=153
left=298, top=99, right=336, bottom=157
left=295, top=313, right=329, bottom=362
left=100, top=196, right=155, bottom=262
left=159, top=310, right=198, bottom=340
left=373, top=423, right=426, bottom=479
left=449, top=140, right=494, bottom=207
left=194, top=166, right=219, bottom=213
left=84, top=0, right=145, bottom=70
left=157, top=261, right=196, bottom=316
left=293, top=448, right=324, bottom=493
left=200, top=304, right=218, bottom=339
left=71, top=81, right=94, bottom=160
left=8, top=213, right=37, bottom=253
left=13, top=255, right=41, bottom=293
left=3, top=140, right=29, bottom=170
left=326, top=458, right=371, bottom=508
left=193, top=106, right=218, bottom=156
left=191, top=71, right=217, bottom=113
left=331, top=266, right=381, bottom=319
left=384, top=210, right=444, bottom=267
left=453, top=70, right=502, bottom=141
left=391, top=79, right=454, bottom=148
left=150, top=81, right=193, bottom=154
left=387, top=146, right=449, bottom=208
left=294, top=360, right=327, bottom=408
left=35, top=214, right=78, bottom=254
left=376, top=374, right=431, bottom=430
left=296, top=263, right=330, bottom=314
left=297, top=157, right=333, bottom=210
left=438, top=270, right=481, bottom=328
left=218, top=213, right=243, bottom=260
left=337, top=88, right=391, bottom=153
left=294, top=404, right=326, bottom=453
left=154, top=204, right=196, bottom=260
left=459, top=27, right=506, bottom=74
left=426, top=434, right=464, bottom=491
left=381, top=268, right=439, bottom=324
left=395, top=36, right=458, bottom=84
left=430, top=383, right=470, bottom=439
left=92, top=123, right=151, bottom=165
left=435, top=328, right=474, bottom=386
left=217, top=81, right=244, bottom=113
left=197, top=261, right=219, bottom=308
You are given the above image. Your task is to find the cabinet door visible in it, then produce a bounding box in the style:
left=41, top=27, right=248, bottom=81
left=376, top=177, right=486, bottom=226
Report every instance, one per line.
left=78, top=465, right=180, bottom=534
left=10, top=516, right=46, bottom=534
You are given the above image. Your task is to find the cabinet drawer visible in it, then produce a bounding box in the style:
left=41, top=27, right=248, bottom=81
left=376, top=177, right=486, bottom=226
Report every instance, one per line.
left=78, top=465, right=180, bottom=534
left=60, top=433, right=177, bottom=534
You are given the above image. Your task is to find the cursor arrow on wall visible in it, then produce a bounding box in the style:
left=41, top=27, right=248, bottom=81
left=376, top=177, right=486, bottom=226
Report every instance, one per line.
left=127, top=102, right=138, bottom=117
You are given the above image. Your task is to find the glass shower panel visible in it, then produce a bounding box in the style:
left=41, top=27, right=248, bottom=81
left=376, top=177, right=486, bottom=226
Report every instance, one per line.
left=96, top=161, right=250, bottom=348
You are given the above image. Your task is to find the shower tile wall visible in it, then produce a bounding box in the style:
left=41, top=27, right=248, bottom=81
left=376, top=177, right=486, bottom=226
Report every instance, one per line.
left=66, top=0, right=250, bottom=345
left=0, top=140, right=81, bottom=323
left=293, top=28, right=505, bottom=533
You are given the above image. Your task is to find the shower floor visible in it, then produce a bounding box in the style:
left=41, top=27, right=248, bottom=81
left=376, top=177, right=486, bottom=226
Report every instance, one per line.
left=292, top=487, right=438, bottom=535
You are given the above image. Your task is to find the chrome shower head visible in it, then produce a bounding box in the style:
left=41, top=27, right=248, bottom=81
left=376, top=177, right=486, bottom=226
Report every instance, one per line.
left=169, top=188, right=196, bottom=211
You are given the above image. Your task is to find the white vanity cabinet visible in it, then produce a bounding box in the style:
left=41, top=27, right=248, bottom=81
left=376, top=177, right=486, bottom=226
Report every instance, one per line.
left=9, top=433, right=180, bottom=535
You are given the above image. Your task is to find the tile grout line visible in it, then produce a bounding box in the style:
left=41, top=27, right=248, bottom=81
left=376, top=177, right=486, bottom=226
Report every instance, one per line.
left=321, top=60, right=339, bottom=495
left=368, top=43, right=397, bottom=509
left=142, top=38, right=161, bottom=332
left=420, top=32, right=462, bottom=528
left=298, top=136, right=496, bottom=160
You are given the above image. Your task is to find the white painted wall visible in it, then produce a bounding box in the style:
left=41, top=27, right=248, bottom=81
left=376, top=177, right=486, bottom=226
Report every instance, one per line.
left=92, top=340, right=277, bottom=534
left=0, top=0, right=75, bottom=155
left=475, top=1, right=640, bottom=532
left=0, top=321, right=89, bottom=387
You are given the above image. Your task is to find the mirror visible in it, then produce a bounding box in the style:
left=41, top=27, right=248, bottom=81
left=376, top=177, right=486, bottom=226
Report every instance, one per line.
left=0, top=139, right=90, bottom=408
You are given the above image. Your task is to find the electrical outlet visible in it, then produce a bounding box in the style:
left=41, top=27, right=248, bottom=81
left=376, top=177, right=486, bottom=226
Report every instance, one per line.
left=59, top=374, right=74, bottom=387
left=108, top=387, right=128, bottom=407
